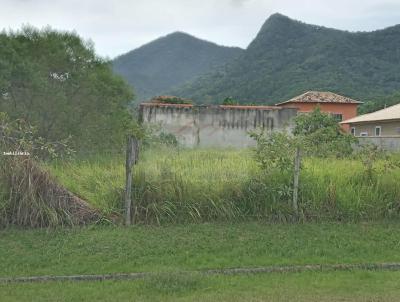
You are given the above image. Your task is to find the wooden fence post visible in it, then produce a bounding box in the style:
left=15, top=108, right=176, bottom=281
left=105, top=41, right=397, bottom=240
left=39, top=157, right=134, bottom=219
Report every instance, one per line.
left=292, top=146, right=301, bottom=216
left=125, top=135, right=139, bottom=226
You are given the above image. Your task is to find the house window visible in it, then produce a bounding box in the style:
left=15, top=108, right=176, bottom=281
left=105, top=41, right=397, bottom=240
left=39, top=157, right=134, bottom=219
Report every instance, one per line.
left=351, top=127, right=356, bottom=136
left=331, top=113, right=343, bottom=122
left=375, top=126, right=381, bottom=137
left=360, top=132, right=368, bottom=137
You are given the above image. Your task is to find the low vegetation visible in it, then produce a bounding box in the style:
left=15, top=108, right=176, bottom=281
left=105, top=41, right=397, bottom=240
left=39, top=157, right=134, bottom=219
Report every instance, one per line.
left=2, top=222, right=400, bottom=301
left=2, top=222, right=400, bottom=277
left=48, top=147, right=400, bottom=224
left=3, top=271, right=400, bottom=302
left=0, top=113, right=99, bottom=228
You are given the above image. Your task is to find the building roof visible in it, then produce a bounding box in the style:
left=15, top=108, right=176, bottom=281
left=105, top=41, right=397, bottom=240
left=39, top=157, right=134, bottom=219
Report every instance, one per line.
left=276, top=91, right=363, bottom=106
left=341, top=103, right=400, bottom=124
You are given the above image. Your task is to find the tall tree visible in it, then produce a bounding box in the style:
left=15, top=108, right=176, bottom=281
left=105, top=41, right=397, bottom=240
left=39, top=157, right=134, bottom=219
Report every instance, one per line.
left=0, top=26, right=134, bottom=151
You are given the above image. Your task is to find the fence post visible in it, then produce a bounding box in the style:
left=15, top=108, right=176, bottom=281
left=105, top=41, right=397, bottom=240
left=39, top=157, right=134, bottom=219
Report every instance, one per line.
left=125, top=135, right=138, bottom=226
left=292, top=146, right=301, bottom=217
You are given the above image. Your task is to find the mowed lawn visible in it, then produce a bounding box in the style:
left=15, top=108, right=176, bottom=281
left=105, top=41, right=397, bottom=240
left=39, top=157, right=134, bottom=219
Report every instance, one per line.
left=2, top=271, right=400, bottom=302
left=2, top=222, right=400, bottom=301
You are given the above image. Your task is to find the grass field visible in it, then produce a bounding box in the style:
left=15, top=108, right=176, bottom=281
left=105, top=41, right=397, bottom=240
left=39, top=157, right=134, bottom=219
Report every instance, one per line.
left=48, top=148, right=400, bottom=223
left=2, top=222, right=400, bottom=301
left=2, top=222, right=400, bottom=277
left=2, top=271, right=400, bottom=301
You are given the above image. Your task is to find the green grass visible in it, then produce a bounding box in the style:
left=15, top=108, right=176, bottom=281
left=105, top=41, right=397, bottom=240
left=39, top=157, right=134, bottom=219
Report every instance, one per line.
left=2, top=271, right=400, bottom=301
left=48, top=148, right=400, bottom=223
left=2, top=222, right=400, bottom=278
left=2, top=222, right=400, bottom=301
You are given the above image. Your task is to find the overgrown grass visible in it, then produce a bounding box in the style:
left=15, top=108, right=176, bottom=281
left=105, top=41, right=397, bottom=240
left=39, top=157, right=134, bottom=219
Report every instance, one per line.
left=48, top=147, right=400, bottom=223
left=0, top=157, right=98, bottom=228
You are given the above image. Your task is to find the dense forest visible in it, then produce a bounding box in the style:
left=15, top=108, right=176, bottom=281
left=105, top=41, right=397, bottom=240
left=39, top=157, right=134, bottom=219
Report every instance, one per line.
left=112, top=32, right=243, bottom=101
left=169, top=14, right=400, bottom=109
left=0, top=27, right=134, bottom=151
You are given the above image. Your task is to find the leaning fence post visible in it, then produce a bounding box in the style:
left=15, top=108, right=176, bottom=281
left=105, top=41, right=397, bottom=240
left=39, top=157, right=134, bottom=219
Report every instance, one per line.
left=125, top=135, right=138, bottom=226
left=292, top=146, right=301, bottom=217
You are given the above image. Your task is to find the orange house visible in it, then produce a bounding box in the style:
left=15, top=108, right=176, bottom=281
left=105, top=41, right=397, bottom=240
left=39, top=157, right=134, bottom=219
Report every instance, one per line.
left=276, top=91, right=362, bottom=130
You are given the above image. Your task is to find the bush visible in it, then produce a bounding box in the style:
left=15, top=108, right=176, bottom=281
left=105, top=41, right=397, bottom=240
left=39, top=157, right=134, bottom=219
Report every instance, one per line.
left=293, top=107, right=356, bottom=157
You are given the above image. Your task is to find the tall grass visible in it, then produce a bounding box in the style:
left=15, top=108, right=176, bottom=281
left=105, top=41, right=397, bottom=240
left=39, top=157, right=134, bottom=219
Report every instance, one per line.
left=0, top=157, right=99, bottom=228
left=48, top=148, right=400, bottom=224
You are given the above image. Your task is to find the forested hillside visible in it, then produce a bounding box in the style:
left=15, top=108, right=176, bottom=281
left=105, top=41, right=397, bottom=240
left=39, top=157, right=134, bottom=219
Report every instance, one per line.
left=112, top=32, right=243, bottom=101
left=172, top=13, right=400, bottom=106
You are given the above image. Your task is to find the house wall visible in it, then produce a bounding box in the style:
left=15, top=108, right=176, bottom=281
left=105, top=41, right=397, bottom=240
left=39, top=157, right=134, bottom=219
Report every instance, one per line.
left=277, top=102, right=358, bottom=120
left=278, top=102, right=359, bottom=131
left=348, top=120, right=400, bottom=137
left=139, top=104, right=298, bottom=148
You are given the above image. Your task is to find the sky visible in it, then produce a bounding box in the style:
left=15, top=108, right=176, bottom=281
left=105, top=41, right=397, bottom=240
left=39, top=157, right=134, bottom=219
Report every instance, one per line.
left=1, top=0, right=400, bottom=59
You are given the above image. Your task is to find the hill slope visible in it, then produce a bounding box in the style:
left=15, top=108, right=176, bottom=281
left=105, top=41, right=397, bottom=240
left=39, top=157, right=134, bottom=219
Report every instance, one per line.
left=172, top=14, right=400, bottom=104
left=112, top=32, right=243, bottom=101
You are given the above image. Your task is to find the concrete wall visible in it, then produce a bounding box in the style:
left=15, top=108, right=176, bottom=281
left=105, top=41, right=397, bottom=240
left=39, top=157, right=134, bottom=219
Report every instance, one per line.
left=140, top=104, right=298, bottom=148
left=357, top=137, right=400, bottom=151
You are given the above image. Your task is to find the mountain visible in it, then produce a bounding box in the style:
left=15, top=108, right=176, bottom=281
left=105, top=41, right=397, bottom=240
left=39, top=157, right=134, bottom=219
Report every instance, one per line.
left=171, top=13, right=400, bottom=105
left=112, top=32, right=243, bottom=101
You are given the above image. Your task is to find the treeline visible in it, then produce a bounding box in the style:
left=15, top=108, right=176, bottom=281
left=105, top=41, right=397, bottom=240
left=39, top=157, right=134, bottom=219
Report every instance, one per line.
left=0, top=26, right=135, bottom=152
left=171, top=14, right=400, bottom=106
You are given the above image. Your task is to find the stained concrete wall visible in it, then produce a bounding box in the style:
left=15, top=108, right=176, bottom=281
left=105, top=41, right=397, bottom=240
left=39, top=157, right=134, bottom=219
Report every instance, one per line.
left=356, top=137, right=400, bottom=151
left=139, top=104, right=298, bottom=148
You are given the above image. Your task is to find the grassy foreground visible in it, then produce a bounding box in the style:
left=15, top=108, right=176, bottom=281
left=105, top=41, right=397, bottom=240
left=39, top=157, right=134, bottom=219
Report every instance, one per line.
left=2, top=271, right=400, bottom=301
left=2, top=222, right=400, bottom=301
left=2, top=222, right=400, bottom=277
left=48, top=148, right=400, bottom=223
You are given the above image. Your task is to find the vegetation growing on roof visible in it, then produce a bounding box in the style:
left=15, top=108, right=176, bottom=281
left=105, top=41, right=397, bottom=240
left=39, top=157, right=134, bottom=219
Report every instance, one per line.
left=150, top=95, right=193, bottom=105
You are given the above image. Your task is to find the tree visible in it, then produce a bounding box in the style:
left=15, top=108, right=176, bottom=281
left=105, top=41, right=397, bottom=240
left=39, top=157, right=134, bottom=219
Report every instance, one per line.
left=0, top=26, right=135, bottom=151
left=293, top=107, right=355, bottom=157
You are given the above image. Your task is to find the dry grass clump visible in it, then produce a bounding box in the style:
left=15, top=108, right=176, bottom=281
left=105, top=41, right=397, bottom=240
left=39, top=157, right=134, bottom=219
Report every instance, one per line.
left=0, top=156, right=100, bottom=228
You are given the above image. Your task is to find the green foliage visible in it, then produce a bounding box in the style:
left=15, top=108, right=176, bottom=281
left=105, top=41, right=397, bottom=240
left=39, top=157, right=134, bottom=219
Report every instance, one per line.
left=173, top=14, right=400, bottom=105
left=49, top=149, right=400, bottom=223
left=355, top=144, right=400, bottom=183
left=222, top=97, right=239, bottom=105
left=0, top=26, right=135, bottom=152
left=0, top=114, right=98, bottom=228
left=112, top=32, right=243, bottom=101
left=150, top=96, right=192, bottom=104
left=0, top=112, right=73, bottom=160
left=294, top=107, right=356, bottom=157
left=250, top=130, right=295, bottom=172
left=359, top=91, right=400, bottom=114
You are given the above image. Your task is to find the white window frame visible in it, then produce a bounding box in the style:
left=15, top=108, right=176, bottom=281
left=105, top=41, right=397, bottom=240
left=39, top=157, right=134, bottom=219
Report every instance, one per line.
left=360, top=132, right=368, bottom=137
left=351, top=127, right=356, bottom=136
left=375, top=126, right=381, bottom=137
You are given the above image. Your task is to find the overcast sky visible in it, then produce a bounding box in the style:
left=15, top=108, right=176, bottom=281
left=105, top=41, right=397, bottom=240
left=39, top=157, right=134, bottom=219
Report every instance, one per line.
left=1, top=0, right=400, bottom=59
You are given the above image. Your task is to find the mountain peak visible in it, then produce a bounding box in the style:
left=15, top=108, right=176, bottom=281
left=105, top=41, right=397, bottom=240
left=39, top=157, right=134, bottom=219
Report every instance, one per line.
left=259, top=13, right=301, bottom=33
left=268, top=13, right=291, bottom=21
left=166, top=31, right=195, bottom=39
